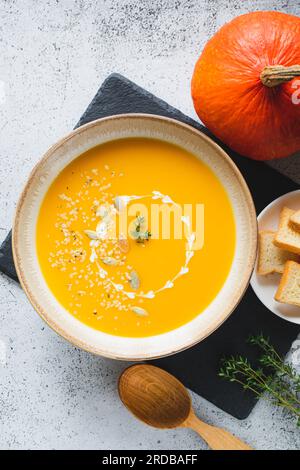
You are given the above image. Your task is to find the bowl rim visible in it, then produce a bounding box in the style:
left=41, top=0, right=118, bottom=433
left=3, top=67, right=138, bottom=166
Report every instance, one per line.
left=12, top=113, right=258, bottom=360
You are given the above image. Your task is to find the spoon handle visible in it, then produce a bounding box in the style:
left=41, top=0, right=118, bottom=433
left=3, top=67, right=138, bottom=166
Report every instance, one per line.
left=184, top=411, right=252, bottom=450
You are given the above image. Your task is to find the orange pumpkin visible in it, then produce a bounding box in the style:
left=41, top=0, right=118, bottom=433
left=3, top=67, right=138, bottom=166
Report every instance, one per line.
left=192, top=11, right=300, bottom=160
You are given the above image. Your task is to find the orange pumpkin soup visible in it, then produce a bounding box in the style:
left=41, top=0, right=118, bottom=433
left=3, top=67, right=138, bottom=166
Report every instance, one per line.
left=36, top=138, right=235, bottom=337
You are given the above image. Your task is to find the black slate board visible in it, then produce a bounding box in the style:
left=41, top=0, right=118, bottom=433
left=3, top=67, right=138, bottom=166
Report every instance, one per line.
left=1, top=73, right=299, bottom=419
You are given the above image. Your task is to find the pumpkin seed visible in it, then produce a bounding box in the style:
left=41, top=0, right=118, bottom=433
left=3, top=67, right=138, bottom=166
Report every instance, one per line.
left=101, top=257, right=119, bottom=266
left=128, top=270, right=140, bottom=290
left=131, top=306, right=148, bottom=317
left=84, top=230, right=98, bottom=240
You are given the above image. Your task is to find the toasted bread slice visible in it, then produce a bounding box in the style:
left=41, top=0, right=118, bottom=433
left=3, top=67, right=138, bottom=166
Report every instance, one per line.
left=257, top=231, right=299, bottom=275
left=275, top=261, right=300, bottom=307
left=274, top=207, right=300, bottom=255
left=289, top=209, right=300, bottom=232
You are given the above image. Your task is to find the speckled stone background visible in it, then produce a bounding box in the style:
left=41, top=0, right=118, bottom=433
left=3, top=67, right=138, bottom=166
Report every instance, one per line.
left=0, top=0, right=300, bottom=450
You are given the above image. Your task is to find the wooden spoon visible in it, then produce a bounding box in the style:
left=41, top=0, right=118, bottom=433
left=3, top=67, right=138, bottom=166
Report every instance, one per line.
left=118, top=364, right=252, bottom=450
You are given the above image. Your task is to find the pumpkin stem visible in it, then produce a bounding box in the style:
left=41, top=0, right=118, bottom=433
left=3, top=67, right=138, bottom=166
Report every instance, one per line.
left=260, top=65, right=300, bottom=87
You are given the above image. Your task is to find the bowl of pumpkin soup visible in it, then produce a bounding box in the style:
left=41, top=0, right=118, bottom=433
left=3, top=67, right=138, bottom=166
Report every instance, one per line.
left=13, top=114, right=257, bottom=360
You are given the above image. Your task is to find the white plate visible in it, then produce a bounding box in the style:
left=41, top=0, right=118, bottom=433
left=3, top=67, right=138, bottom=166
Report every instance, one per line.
left=250, top=190, right=300, bottom=324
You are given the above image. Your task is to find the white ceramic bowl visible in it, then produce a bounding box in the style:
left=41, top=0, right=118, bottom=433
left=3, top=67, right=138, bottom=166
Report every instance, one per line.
left=13, top=114, right=257, bottom=360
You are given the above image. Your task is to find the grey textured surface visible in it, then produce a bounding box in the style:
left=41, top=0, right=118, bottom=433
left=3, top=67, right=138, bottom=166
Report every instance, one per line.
left=0, top=0, right=300, bottom=450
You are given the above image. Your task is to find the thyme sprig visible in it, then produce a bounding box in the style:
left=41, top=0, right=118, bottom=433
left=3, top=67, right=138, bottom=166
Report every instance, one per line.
left=219, top=334, right=300, bottom=427
left=131, top=214, right=151, bottom=243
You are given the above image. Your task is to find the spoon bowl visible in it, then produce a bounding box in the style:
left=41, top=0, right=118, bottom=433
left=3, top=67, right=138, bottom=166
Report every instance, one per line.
left=119, top=364, right=252, bottom=450
left=119, top=364, right=191, bottom=428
